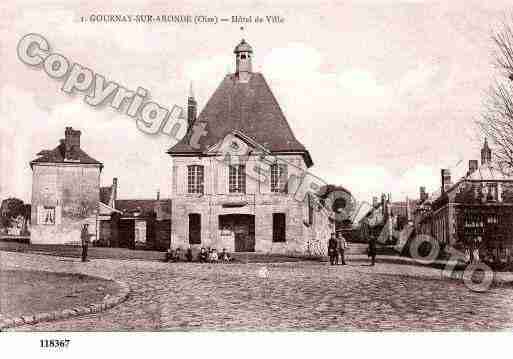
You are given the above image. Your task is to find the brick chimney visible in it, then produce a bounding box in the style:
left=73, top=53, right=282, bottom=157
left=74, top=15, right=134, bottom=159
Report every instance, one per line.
left=110, top=178, right=118, bottom=208
left=441, top=169, right=452, bottom=193
left=64, top=127, right=81, bottom=159
left=468, top=160, right=478, bottom=176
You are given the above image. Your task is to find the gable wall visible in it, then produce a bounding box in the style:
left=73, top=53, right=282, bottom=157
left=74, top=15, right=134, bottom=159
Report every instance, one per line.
left=31, top=163, right=101, bottom=244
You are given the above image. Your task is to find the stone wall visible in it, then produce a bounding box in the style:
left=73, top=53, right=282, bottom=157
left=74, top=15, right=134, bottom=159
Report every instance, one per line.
left=170, top=153, right=333, bottom=255
left=31, top=163, right=101, bottom=244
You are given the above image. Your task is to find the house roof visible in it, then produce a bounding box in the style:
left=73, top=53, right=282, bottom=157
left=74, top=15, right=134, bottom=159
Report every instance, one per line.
left=428, top=162, right=513, bottom=204
left=115, top=200, right=158, bottom=216
left=234, top=39, right=253, bottom=53
left=99, top=202, right=122, bottom=215
left=168, top=72, right=313, bottom=167
left=464, top=163, right=513, bottom=181
left=30, top=142, right=102, bottom=168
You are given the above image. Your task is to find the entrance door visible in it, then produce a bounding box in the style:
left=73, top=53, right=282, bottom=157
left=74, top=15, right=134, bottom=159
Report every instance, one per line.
left=189, top=213, right=201, bottom=245
left=119, top=219, right=135, bottom=249
left=220, top=214, right=255, bottom=252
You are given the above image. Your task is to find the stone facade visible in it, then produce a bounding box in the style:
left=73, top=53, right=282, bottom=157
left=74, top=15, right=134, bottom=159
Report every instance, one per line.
left=30, top=163, right=100, bottom=244
left=30, top=127, right=102, bottom=244
left=168, top=40, right=333, bottom=255
left=170, top=154, right=332, bottom=254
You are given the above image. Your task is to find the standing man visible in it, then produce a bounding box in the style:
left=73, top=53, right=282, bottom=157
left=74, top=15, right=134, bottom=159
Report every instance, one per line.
left=81, top=223, right=91, bottom=262
left=368, top=235, right=377, bottom=266
left=336, top=232, right=347, bottom=265
left=328, top=232, right=338, bottom=265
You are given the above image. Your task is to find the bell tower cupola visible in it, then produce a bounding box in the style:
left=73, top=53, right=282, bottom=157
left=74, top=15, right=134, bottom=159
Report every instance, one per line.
left=481, top=138, right=492, bottom=165
left=234, top=39, right=253, bottom=82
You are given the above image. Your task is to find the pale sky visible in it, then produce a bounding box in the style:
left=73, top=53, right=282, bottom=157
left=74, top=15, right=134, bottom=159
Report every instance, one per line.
left=1, top=0, right=512, bottom=204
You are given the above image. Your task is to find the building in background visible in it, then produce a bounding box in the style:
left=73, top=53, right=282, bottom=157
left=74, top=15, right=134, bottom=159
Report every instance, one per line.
left=97, top=178, right=172, bottom=250
left=30, top=127, right=102, bottom=244
left=167, top=39, right=334, bottom=255
left=415, top=139, right=513, bottom=264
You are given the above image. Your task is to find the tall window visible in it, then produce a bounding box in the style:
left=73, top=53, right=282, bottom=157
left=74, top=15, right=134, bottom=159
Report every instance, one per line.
left=271, top=163, right=288, bottom=193
left=487, top=183, right=498, bottom=201
left=229, top=164, right=246, bottom=193
left=272, top=213, right=286, bottom=242
left=187, top=165, right=204, bottom=194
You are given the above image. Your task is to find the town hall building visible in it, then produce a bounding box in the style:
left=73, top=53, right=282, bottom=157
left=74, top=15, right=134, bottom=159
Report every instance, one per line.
left=167, top=40, right=333, bottom=255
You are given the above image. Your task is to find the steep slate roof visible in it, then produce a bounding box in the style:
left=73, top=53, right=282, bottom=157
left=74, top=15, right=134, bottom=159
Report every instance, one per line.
left=464, top=163, right=513, bottom=181
left=429, top=163, right=513, bottom=205
left=168, top=73, right=313, bottom=167
left=30, top=142, right=102, bottom=168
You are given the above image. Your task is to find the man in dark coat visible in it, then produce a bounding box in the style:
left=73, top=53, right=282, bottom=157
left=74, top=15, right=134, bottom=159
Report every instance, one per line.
left=328, top=233, right=338, bottom=265
left=368, top=236, right=377, bottom=266
left=81, top=223, right=91, bottom=262
left=336, top=233, right=347, bottom=265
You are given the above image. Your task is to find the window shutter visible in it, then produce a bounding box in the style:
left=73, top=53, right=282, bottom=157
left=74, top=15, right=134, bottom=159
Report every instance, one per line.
left=216, top=162, right=227, bottom=194
left=37, top=205, right=44, bottom=225
left=55, top=206, right=62, bottom=225
left=172, top=165, right=178, bottom=195
left=179, top=165, right=187, bottom=195
left=259, top=157, right=272, bottom=194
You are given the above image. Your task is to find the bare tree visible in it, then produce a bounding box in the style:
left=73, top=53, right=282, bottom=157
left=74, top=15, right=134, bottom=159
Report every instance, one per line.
left=493, top=18, right=513, bottom=79
left=479, top=17, right=513, bottom=172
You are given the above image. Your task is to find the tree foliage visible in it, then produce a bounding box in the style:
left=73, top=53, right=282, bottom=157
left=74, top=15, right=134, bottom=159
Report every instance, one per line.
left=479, top=17, right=513, bottom=172
left=0, top=198, right=26, bottom=227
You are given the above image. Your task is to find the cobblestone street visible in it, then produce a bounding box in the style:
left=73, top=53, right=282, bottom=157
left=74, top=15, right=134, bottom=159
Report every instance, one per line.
left=2, top=251, right=513, bottom=331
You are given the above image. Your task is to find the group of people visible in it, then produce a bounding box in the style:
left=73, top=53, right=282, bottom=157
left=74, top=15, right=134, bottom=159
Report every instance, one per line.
left=328, top=232, right=377, bottom=266
left=166, top=246, right=232, bottom=263
left=328, top=232, right=347, bottom=265
left=80, top=222, right=379, bottom=266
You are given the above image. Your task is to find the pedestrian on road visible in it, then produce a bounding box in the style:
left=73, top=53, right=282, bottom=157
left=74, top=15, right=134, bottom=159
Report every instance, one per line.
left=336, top=233, right=347, bottom=265
left=80, top=223, right=91, bottom=262
left=328, top=232, right=338, bottom=265
left=368, top=236, right=377, bottom=266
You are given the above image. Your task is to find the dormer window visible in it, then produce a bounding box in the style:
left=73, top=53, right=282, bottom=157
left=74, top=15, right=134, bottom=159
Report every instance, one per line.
left=487, top=182, right=498, bottom=202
